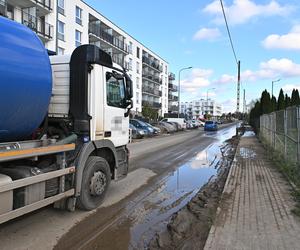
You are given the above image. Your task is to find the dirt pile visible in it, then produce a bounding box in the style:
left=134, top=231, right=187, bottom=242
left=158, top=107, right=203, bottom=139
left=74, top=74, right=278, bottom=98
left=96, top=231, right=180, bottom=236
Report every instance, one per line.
left=148, top=136, right=239, bottom=250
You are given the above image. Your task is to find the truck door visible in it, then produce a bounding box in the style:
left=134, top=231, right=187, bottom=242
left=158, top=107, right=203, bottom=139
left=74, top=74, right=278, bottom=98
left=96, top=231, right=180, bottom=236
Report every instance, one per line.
left=102, top=67, right=129, bottom=147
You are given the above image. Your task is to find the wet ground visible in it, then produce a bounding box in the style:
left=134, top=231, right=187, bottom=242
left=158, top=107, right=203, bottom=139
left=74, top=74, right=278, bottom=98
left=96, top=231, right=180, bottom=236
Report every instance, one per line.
left=55, top=124, right=238, bottom=250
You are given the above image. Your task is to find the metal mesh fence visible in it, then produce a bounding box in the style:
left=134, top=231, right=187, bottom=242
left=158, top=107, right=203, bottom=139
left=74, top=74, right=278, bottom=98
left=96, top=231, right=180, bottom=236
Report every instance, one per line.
left=260, top=106, right=300, bottom=165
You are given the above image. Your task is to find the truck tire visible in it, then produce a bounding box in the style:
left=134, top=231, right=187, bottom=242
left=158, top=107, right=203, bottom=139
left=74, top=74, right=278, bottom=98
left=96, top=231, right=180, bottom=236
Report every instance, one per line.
left=77, top=156, right=111, bottom=210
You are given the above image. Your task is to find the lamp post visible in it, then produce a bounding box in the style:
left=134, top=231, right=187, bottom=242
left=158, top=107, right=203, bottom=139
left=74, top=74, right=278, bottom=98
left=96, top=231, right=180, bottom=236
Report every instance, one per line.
left=271, top=78, right=281, bottom=97
left=206, top=88, right=216, bottom=115
left=178, top=66, right=192, bottom=118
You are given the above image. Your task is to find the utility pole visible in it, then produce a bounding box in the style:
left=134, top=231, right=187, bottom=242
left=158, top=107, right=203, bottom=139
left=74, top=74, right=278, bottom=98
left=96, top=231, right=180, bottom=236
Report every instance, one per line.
left=243, top=89, right=246, bottom=114
left=237, top=60, right=240, bottom=113
left=178, top=67, right=192, bottom=118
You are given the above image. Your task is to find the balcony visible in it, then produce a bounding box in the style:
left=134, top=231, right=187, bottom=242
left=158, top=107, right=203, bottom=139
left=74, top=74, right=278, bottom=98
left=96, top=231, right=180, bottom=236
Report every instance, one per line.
left=168, top=105, right=178, bottom=112
left=142, top=75, right=162, bottom=85
left=89, top=22, right=128, bottom=54
left=7, top=0, right=52, bottom=16
left=168, top=94, right=178, bottom=101
left=142, top=100, right=162, bottom=109
left=168, top=72, right=175, bottom=81
left=0, top=0, right=5, bottom=16
left=168, top=83, right=178, bottom=92
left=142, top=56, right=163, bottom=72
left=142, top=85, right=162, bottom=97
left=21, top=10, right=53, bottom=41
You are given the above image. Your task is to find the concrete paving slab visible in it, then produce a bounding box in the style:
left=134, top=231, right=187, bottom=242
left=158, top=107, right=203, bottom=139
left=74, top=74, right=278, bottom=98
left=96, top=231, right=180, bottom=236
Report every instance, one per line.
left=204, top=135, right=300, bottom=250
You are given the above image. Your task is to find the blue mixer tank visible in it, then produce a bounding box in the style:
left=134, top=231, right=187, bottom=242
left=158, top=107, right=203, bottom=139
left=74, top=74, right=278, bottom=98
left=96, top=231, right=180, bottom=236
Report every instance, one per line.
left=0, top=16, right=52, bottom=142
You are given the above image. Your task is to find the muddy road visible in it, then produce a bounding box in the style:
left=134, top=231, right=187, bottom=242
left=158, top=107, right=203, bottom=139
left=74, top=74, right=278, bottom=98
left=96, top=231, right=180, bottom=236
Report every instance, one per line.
left=55, top=124, right=238, bottom=250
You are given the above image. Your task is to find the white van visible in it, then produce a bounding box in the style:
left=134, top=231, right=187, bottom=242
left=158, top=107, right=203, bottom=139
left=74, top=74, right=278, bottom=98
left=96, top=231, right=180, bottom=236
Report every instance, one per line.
left=161, top=118, right=186, bottom=130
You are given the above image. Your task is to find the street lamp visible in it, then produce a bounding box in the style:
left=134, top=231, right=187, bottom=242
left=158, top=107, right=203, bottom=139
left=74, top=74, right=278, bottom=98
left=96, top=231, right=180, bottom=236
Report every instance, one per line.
left=178, top=66, right=192, bottom=118
left=271, top=79, right=281, bottom=97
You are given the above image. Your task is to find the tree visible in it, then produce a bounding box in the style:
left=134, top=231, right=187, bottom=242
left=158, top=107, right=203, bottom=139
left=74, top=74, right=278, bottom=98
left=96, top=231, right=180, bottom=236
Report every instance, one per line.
left=271, top=96, right=277, bottom=112
left=260, top=90, right=272, bottom=114
left=142, top=104, right=158, bottom=120
left=291, top=88, right=300, bottom=106
left=277, top=88, right=285, bottom=110
left=285, top=94, right=291, bottom=108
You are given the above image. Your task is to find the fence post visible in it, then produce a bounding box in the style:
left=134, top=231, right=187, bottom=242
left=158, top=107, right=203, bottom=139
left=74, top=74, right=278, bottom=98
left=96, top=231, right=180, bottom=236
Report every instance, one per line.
left=274, top=112, right=276, bottom=151
left=297, top=106, right=300, bottom=163
left=284, top=109, right=287, bottom=159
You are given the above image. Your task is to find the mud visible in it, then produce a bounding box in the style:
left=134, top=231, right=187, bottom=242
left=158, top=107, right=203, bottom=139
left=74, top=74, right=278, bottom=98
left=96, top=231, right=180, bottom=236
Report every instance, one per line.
left=148, top=135, right=240, bottom=250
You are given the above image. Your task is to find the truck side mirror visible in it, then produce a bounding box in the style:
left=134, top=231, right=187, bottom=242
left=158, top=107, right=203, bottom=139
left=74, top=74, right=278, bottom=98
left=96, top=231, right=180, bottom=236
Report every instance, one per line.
left=124, top=73, right=133, bottom=99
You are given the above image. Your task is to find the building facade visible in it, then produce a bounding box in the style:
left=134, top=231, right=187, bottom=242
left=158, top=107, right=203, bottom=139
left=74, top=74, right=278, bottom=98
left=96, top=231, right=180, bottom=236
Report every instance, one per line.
left=0, top=0, right=169, bottom=116
left=181, top=99, right=222, bottom=119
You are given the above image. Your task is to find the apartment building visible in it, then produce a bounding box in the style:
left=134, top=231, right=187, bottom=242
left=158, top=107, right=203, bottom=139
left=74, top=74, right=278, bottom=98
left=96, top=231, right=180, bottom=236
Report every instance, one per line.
left=0, top=0, right=169, bottom=116
left=181, top=99, right=222, bottom=119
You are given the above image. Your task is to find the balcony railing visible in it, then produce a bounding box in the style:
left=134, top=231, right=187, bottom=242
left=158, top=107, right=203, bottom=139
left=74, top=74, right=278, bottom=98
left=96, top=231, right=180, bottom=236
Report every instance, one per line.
left=142, top=56, right=163, bottom=72
left=21, top=11, right=53, bottom=39
left=89, top=22, right=128, bottom=53
left=142, top=85, right=162, bottom=97
left=142, top=100, right=162, bottom=109
left=168, top=83, right=178, bottom=92
left=168, top=95, right=178, bottom=101
left=168, top=105, right=178, bottom=112
left=35, top=0, right=52, bottom=11
left=142, top=75, right=162, bottom=85
left=168, top=72, right=175, bottom=81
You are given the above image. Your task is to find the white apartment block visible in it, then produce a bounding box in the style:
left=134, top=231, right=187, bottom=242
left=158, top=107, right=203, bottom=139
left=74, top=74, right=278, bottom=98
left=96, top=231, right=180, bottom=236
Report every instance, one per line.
left=0, top=0, right=169, bottom=116
left=181, top=99, right=222, bottom=119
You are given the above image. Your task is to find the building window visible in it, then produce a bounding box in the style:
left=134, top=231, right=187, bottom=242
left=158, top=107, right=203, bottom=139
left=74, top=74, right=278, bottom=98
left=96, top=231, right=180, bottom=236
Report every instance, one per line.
left=136, top=47, right=140, bottom=58
left=75, top=6, right=82, bottom=25
left=58, top=0, right=64, bottom=15
left=136, top=77, right=140, bottom=89
left=136, top=62, right=140, bottom=74
left=57, top=20, right=65, bottom=41
left=57, top=47, right=65, bottom=55
left=165, top=65, right=167, bottom=73
left=129, top=58, right=133, bottom=70
left=136, top=92, right=140, bottom=104
left=75, top=30, right=82, bottom=47
left=128, top=42, right=133, bottom=54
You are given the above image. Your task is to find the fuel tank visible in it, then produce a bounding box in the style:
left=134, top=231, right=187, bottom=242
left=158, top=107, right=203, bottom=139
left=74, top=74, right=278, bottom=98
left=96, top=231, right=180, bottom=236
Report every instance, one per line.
left=0, top=16, right=52, bottom=142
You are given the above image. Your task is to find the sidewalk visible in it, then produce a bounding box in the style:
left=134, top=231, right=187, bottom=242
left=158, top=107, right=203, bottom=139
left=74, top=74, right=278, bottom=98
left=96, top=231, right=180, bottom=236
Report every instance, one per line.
left=204, top=132, right=300, bottom=250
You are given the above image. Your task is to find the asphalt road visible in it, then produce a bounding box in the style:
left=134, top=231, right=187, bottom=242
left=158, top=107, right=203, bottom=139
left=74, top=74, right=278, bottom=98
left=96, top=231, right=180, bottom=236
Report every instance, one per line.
left=0, top=123, right=237, bottom=250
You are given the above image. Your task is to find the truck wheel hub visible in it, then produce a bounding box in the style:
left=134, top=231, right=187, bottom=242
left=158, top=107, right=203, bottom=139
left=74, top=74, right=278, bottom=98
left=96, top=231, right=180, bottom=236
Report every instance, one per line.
left=90, top=171, right=106, bottom=196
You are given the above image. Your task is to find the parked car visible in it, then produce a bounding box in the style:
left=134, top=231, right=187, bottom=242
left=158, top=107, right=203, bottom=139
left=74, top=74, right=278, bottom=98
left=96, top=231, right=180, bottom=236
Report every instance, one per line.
left=130, top=119, right=154, bottom=136
left=166, top=121, right=180, bottom=132
left=161, top=118, right=186, bottom=130
left=143, top=121, right=160, bottom=135
left=158, top=121, right=176, bottom=133
left=129, top=123, right=145, bottom=139
left=186, top=120, right=194, bottom=129
left=204, top=120, right=218, bottom=131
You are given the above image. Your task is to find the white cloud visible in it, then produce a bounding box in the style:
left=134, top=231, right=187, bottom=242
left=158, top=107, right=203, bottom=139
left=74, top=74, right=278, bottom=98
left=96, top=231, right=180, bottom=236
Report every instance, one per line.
left=181, top=68, right=213, bottom=94
left=282, top=84, right=300, bottom=93
left=221, top=99, right=236, bottom=113
left=193, top=27, right=221, bottom=41
left=213, top=74, right=235, bottom=84
left=203, top=0, right=293, bottom=25
left=215, top=58, right=300, bottom=83
left=262, top=25, right=300, bottom=50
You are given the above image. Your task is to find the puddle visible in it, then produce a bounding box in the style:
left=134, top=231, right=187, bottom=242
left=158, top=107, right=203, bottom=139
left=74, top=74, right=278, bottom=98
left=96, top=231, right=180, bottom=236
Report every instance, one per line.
left=242, top=131, right=256, bottom=137
left=127, top=126, right=237, bottom=249
left=239, top=147, right=256, bottom=159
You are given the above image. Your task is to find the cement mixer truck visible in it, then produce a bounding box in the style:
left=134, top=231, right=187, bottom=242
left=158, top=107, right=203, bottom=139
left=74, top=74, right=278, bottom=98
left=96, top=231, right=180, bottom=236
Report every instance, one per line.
left=0, top=16, right=133, bottom=224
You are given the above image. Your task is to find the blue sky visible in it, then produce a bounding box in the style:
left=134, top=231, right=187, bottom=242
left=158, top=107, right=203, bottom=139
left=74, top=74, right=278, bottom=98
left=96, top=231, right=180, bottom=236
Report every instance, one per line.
left=85, top=0, right=300, bottom=112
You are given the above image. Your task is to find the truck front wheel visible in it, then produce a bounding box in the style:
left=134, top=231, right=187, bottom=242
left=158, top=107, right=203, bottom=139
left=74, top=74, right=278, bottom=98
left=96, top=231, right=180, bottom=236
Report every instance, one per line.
left=77, top=156, right=111, bottom=210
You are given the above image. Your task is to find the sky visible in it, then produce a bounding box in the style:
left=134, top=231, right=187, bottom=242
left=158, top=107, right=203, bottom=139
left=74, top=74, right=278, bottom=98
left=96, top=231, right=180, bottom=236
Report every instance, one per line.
left=85, top=0, right=300, bottom=112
